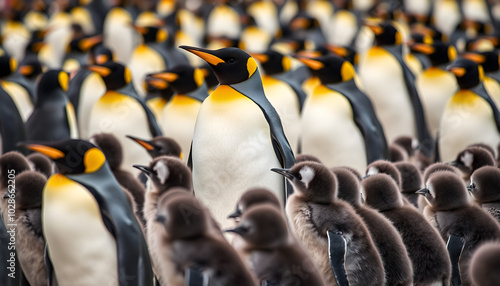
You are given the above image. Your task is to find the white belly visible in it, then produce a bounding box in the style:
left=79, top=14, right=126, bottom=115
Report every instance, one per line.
left=439, top=91, right=500, bottom=162
left=1, top=81, right=33, bottom=122
left=192, top=90, right=284, bottom=229
left=103, top=8, right=137, bottom=64
left=77, top=72, right=107, bottom=139
left=484, top=77, right=500, bottom=108
left=416, top=68, right=458, bottom=138
left=88, top=93, right=152, bottom=175
left=128, top=45, right=166, bottom=97
left=160, top=96, right=202, bottom=162
left=358, top=48, right=417, bottom=143
left=300, top=86, right=367, bottom=174
left=43, top=175, right=118, bottom=286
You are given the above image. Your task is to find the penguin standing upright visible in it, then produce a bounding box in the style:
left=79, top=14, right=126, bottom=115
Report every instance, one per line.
left=358, top=21, right=434, bottom=157
left=20, top=139, right=153, bottom=286
left=179, top=46, right=295, bottom=229
left=462, top=51, right=500, bottom=107
left=86, top=61, right=162, bottom=175
left=25, top=70, right=79, bottom=141
left=296, top=55, right=387, bottom=173
left=151, top=65, right=209, bottom=160
left=439, top=58, right=500, bottom=162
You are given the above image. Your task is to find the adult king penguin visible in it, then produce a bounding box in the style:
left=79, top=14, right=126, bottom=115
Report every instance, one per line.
left=179, top=45, right=295, bottom=229
left=358, top=21, right=434, bottom=157
left=297, top=55, right=388, bottom=173
left=19, top=139, right=153, bottom=286
left=439, top=58, right=500, bottom=162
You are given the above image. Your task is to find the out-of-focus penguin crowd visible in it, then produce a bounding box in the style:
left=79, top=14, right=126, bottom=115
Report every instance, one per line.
left=3, top=0, right=500, bottom=285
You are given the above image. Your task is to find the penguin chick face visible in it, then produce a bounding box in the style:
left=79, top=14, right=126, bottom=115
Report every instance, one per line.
left=366, top=21, right=403, bottom=46
left=180, top=46, right=258, bottom=85
left=450, top=146, right=495, bottom=175
left=331, top=167, right=362, bottom=207
left=228, top=187, right=281, bottom=219
left=365, top=160, right=402, bottom=189
left=86, top=62, right=132, bottom=90
left=19, top=139, right=106, bottom=175
left=419, top=171, right=471, bottom=211
left=226, top=204, right=288, bottom=249
left=250, top=50, right=292, bottom=75
left=89, top=133, right=123, bottom=170
left=13, top=171, right=46, bottom=211
left=410, top=42, right=457, bottom=67
left=272, top=162, right=337, bottom=204
left=0, top=151, right=30, bottom=189
left=134, top=156, right=192, bottom=194
left=463, top=51, right=500, bottom=73
left=469, top=166, right=500, bottom=204
left=447, top=58, right=484, bottom=90
left=0, top=55, right=17, bottom=78
left=36, top=70, right=69, bottom=104
left=296, top=55, right=355, bottom=85
left=150, top=64, right=205, bottom=94
left=156, top=191, right=208, bottom=240
left=361, top=173, right=404, bottom=211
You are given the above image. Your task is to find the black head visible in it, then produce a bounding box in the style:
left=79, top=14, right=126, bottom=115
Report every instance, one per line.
left=228, top=187, right=281, bottom=219
left=463, top=51, right=500, bottom=73
left=89, top=133, right=123, bottom=170
left=250, top=50, right=292, bottom=75
left=92, top=45, right=114, bottom=64
left=331, top=167, right=362, bottom=207
left=325, top=44, right=359, bottom=66
left=127, top=135, right=182, bottom=159
left=144, top=74, right=174, bottom=100
left=365, top=160, right=402, bottom=189
left=295, top=55, right=356, bottom=85
left=133, top=156, right=192, bottom=195
left=469, top=242, right=500, bottom=286
left=18, top=139, right=106, bottom=175
left=449, top=146, right=496, bottom=176
left=199, top=64, right=219, bottom=89
left=134, top=26, right=168, bottom=44
left=0, top=151, right=31, bottom=188
left=394, top=162, right=423, bottom=193
left=290, top=12, right=321, bottom=31
left=447, top=58, right=484, bottom=90
left=149, top=64, right=205, bottom=94
left=12, top=171, right=46, bottom=211
left=156, top=191, right=208, bottom=240
left=419, top=171, right=471, bottom=211
left=469, top=166, right=500, bottom=204
left=361, top=173, right=404, bottom=211
left=410, top=42, right=457, bottom=67
left=18, top=57, right=43, bottom=80
left=66, top=34, right=102, bottom=53
left=26, top=153, right=53, bottom=178
left=25, top=37, right=46, bottom=55
left=85, top=61, right=132, bottom=90
left=295, top=154, right=323, bottom=164
left=179, top=46, right=259, bottom=85
left=225, top=204, right=289, bottom=249
left=36, top=70, right=69, bottom=106
left=0, top=55, right=18, bottom=78
left=271, top=161, right=337, bottom=204
left=366, top=21, right=403, bottom=46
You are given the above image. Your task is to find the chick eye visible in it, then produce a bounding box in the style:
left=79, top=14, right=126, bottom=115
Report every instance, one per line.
left=297, top=173, right=302, bottom=180
left=228, top=58, right=235, bottom=63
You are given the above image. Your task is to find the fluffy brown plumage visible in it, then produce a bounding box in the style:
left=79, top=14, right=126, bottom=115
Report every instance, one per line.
left=469, top=242, right=500, bottom=286
left=419, top=163, right=461, bottom=212
left=394, top=162, right=423, bottom=208
left=469, top=166, right=500, bottom=223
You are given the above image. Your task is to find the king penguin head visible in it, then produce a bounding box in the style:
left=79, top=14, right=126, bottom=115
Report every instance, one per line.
left=85, top=61, right=132, bottom=91
left=149, top=64, right=205, bottom=94
left=250, top=49, right=292, bottom=76
left=179, top=46, right=258, bottom=85
left=0, top=54, right=17, bottom=78
left=18, top=139, right=106, bottom=175
left=366, top=21, right=403, bottom=46
left=295, top=54, right=355, bottom=85
left=447, top=58, right=484, bottom=90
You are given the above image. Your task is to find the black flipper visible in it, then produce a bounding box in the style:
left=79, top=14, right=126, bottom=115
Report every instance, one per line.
left=0, top=87, right=26, bottom=154
left=185, top=267, right=204, bottom=286
left=447, top=233, right=465, bottom=286
left=470, top=82, right=500, bottom=133
left=327, top=230, right=349, bottom=286
left=326, top=80, right=389, bottom=163
left=230, top=70, right=296, bottom=198
left=116, top=83, right=163, bottom=137
left=67, top=164, right=154, bottom=286
left=385, top=45, right=435, bottom=157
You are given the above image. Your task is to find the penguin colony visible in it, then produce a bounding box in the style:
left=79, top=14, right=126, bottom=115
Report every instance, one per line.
left=3, top=0, right=500, bottom=285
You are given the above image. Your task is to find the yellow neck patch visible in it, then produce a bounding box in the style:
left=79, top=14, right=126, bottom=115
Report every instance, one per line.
left=341, top=62, right=355, bottom=81
left=209, top=85, right=245, bottom=102
left=247, top=57, right=258, bottom=78
left=84, top=148, right=105, bottom=173
left=282, top=56, right=292, bottom=72
left=59, top=72, right=69, bottom=92
left=194, top=68, right=204, bottom=87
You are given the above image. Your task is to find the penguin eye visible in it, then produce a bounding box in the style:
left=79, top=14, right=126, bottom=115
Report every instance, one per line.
left=228, top=58, right=235, bottom=64
left=296, top=173, right=302, bottom=180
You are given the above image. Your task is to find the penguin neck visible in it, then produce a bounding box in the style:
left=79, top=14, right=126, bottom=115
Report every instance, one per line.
left=182, top=82, right=209, bottom=102
left=228, top=69, right=266, bottom=100
left=110, top=82, right=139, bottom=99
